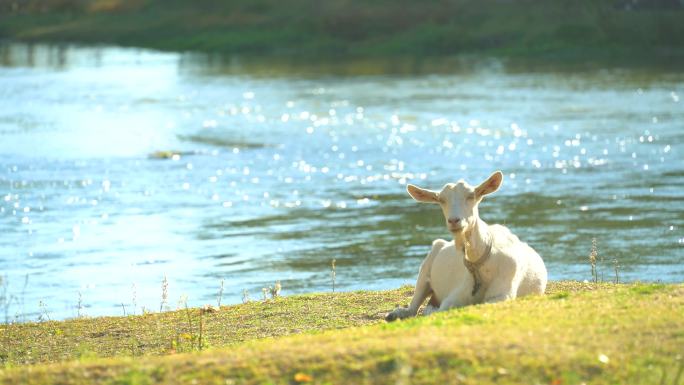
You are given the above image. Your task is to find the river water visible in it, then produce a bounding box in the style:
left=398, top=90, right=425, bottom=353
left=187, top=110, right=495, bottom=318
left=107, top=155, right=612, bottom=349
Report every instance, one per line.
left=0, top=43, right=682, bottom=321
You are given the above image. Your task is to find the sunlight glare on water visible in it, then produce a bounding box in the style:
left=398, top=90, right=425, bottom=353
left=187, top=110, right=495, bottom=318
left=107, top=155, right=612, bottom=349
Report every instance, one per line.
left=0, top=43, right=682, bottom=320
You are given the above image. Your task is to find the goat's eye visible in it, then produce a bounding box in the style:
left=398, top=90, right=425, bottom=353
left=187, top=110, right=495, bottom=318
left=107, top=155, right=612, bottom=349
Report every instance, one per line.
left=467, top=194, right=476, bottom=201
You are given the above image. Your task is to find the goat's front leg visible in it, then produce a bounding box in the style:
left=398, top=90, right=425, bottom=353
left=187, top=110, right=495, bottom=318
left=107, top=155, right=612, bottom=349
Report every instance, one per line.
left=386, top=239, right=447, bottom=322
left=423, top=272, right=477, bottom=316
left=433, top=283, right=473, bottom=313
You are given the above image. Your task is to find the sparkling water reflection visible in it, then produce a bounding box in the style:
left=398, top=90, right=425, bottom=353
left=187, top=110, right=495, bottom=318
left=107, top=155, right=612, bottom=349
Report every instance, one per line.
left=0, top=43, right=682, bottom=320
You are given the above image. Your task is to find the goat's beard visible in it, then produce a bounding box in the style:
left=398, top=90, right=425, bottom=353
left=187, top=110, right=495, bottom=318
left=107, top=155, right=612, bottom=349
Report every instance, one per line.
left=452, top=228, right=469, bottom=249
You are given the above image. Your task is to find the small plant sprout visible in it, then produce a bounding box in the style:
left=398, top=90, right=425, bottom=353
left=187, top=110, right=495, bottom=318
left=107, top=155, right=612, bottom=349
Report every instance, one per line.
left=1, top=274, right=12, bottom=324
left=262, top=287, right=268, bottom=301
left=38, top=300, right=50, bottom=322
left=0, top=275, right=5, bottom=315
left=160, top=275, right=169, bottom=312
left=331, top=258, right=337, bottom=292
left=77, top=291, right=84, bottom=318
left=269, top=281, right=281, bottom=298
left=131, top=283, right=137, bottom=315
left=20, top=274, right=28, bottom=321
left=589, top=238, right=598, bottom=284
left=198, top=309, right=205, bottom=351
left=177, top=294, right=188, bottom=310
left=242, top=289, right=250, bottom=303
left=121, top=302, right=127, bottom=316
left=182, top=301, right=193, bottom=349
left=217, top=279, right=225, bottom=307
left=613, top=259, right=620, bottom=284
left=600, top=255, right=605, bottom=283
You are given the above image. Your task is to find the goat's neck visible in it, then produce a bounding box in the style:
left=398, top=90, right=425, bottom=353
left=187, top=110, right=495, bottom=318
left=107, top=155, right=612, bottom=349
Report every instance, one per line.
left=462, top=218, right=491, bottom=263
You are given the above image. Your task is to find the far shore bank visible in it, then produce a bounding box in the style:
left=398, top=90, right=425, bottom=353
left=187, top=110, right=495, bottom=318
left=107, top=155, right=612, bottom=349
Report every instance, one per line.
left=1, top=0, right=683, bottom=68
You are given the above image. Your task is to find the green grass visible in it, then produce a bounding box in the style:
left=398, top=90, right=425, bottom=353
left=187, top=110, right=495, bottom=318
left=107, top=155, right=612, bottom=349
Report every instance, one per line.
left=1, top=281, right=683, bottom=384
left=0, top=287, right=415, bottom=365
left=1, top=0, right=684, bottom=66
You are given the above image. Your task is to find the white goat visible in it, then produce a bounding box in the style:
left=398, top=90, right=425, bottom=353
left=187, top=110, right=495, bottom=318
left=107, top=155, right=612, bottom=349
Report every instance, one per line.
left=386, top=171, right=547, bottom=321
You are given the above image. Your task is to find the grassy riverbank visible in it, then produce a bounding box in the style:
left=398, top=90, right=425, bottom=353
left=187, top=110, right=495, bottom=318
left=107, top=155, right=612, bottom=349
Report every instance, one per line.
left=1, top=281, right=682, bottom=384
left=1, top=0, right=684, bottom=65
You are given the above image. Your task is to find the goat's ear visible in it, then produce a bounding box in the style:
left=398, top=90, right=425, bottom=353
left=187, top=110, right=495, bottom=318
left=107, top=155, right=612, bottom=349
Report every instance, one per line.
left=475, top=171, right=503, bottom=197
left=407, top=184, right=440, bottom=203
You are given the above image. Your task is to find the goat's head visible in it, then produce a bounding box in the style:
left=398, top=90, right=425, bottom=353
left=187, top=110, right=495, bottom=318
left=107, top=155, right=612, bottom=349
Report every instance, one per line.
left=407, top=171, right=503, bottom=234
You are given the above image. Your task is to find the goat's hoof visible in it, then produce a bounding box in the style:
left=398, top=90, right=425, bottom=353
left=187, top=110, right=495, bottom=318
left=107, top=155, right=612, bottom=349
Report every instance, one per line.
left=386, top=307, right=411, bottom=322
left=422, top=304, right=438, bottom=316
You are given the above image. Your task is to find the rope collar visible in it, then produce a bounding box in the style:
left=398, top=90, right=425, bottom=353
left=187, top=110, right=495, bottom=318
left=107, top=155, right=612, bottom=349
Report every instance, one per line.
left=463, top=234, right=493, bottom=296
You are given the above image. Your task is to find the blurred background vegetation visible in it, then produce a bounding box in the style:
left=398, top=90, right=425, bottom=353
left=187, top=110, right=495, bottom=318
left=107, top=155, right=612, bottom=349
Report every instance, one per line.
left=1, top=0, right=683, bottom=64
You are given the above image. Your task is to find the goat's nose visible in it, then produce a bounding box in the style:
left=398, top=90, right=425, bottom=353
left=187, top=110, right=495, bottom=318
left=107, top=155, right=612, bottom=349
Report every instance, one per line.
left=448, top=217, right=461, bottom=225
